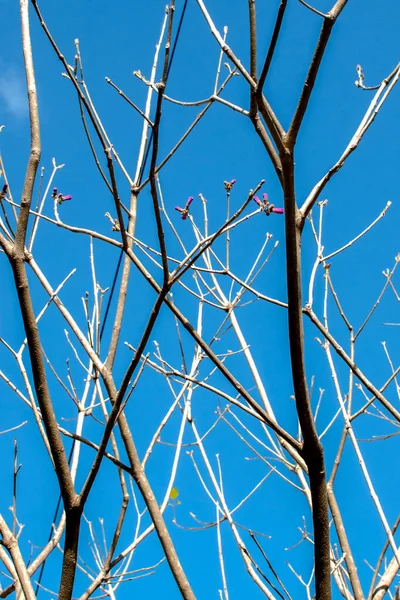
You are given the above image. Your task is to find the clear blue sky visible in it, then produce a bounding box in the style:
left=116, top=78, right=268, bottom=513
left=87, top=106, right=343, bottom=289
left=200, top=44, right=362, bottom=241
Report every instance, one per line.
left=1, top=1, right=400, bottom=598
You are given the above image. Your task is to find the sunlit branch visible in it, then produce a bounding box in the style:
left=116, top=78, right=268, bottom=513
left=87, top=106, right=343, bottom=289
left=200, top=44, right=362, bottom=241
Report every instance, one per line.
left=15, top=0, right=41, bottom=253
left=301, top=62, right=400, bottom=221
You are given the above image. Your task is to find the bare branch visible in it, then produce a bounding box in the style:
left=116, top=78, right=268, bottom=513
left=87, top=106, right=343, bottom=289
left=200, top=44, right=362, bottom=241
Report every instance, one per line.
left=286, top=1, right=348, bottom=149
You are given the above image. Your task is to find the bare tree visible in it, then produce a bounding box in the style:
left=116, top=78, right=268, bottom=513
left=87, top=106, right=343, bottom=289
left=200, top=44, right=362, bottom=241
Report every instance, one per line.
left=1, top=1, right=399, bottom=599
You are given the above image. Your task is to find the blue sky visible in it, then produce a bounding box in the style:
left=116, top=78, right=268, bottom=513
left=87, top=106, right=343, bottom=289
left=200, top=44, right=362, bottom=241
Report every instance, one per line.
left=1, top=1, right=400, bottom=598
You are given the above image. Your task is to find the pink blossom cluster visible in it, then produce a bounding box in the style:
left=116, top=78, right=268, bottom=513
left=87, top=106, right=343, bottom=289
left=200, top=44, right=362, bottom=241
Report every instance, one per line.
left=175, top=196, right=194, bottom=220
left=52, top=187, right=72, bottom=204
left=253, top=193, right=284, bottom=216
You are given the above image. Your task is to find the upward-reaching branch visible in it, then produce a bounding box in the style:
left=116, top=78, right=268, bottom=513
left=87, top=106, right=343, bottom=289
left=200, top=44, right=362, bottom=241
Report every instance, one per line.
left=15, top=0, right=41, bottom=253
left=149, top=3, right=176, bottom=282
left=281, top=151, right=331, bottom=600
left=31, top=0, right=128, bottom=249
left=248, top=0, right=257, bottom=82
left=286, top=0, right=348, bottom=149
left=196, top=0, right=286, bottom=179
left=11, top=0, right=76, bottom=512
left=257, top=0, right=288, bottom=93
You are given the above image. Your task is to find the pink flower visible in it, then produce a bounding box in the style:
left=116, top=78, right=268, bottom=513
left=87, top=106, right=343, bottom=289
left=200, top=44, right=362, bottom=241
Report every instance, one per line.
left=254, top=193, right=284, bottom=216
left=175, top=196, right=194, bottom=220
left=53, top=187, right=73, bottom=204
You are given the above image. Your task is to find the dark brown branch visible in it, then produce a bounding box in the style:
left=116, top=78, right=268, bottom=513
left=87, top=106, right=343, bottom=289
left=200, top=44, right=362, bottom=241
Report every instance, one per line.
left=249, top=0, right=288, bottom=161
left=257, top=0, right=288, bottom=93
left=76, top=93, right=113, bottom=194
left=106, top=77, right=154, bottom=126
left=148, top=3, right=176, bottom=281
left=329, top=426, right=347, bottom=485
left=328, top=335, right=353, bottom=485
left=250, top=532, right=292, bottom=600
left=14, top=1, right=77, bottom=511
left=286, top=0, right=348, bottom=149
left=248, top=0, right=257, bottom=81
left=59, top=427, right=131, bottom=472
left=9, top=255, right=80, bottom=598
left=281, top=150, right=330, bottom=599
left=58, top=508, right=82, bottom=600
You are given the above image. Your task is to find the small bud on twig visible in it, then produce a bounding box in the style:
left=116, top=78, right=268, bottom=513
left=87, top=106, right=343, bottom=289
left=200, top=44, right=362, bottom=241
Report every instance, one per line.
left=224, top=179, right=236, bottom=192
left=105, top=212, right=121, bottom=231
left=0, top=184, right=8, bottom=200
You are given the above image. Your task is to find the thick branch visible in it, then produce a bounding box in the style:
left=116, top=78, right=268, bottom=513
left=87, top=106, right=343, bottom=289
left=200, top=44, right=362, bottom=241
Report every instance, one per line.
left=282, top=150, right=331, bottom=599
left=248, top=0, right=257, bottom=81
left=10, top=261, right=76, bottom=505
left=58, top=508, right=82, bottom=600
left=15, top=0, right=41, bottom=253
left=9, top=257, right=80, bottom=598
